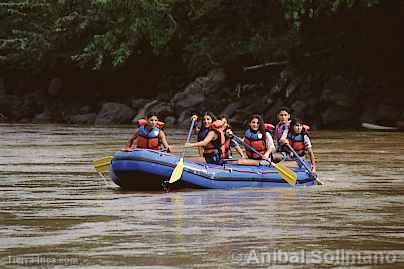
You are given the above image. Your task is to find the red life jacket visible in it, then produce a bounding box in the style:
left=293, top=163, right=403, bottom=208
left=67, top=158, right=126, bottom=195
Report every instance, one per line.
left=264, top=123, right=275, bottom=132
left=243, top=128, right=267, bottom=160
left=203, top=120, right=226, bottom=157
left=284, top=132, right=306, bottom=157
left=136, top=125, right=161, bottom=150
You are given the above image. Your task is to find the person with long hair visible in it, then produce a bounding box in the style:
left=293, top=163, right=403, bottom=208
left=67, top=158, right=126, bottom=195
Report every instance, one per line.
left=196, top=112, right=217, bottom=157
left=237, top=114, right=276, bottom=166
left=185, top=112, right=225, bottom=164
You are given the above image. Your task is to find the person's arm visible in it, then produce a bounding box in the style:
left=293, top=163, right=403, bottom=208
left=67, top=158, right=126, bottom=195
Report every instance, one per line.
left=266, top=132, right=276, bottom=153
left=262, top=133, right=273, bottom=160
left=234, top=145, right=245, bottom=158
left=278, top=129, right=289, bottom=145
left=185, top=131, right=216, bottom=148
left=159, top=131, right=171, bottom=152
left=127, top=130, right=138, bottom=148
left=198, top=147, right=204, bottom=157
left=304, top=135, right=316, bottom=175
left=196, top=125, right=204, bottom=156
left=307, top=148, right=317, bottom=175
left=230, top=138, right=245, bottom=158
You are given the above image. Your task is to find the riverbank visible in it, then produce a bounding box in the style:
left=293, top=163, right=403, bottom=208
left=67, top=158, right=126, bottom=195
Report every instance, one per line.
left=1, top=68, right=403, bottom=128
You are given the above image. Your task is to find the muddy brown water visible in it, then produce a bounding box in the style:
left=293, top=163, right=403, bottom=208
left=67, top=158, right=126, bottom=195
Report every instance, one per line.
left=0, top=124, right=403, bottom=268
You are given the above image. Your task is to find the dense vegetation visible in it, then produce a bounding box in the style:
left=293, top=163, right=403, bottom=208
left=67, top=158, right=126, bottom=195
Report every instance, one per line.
left=1, top=0, right=402, bottom=98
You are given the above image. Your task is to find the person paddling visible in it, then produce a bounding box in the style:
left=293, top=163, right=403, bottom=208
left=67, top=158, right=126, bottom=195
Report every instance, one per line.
left=127, top=112, right=171, bottom=152
left=279, top=118, right=317, bottom=175
left=185, top=118, right=226, bottom=165
left=195, top=112, right=217, bottom=157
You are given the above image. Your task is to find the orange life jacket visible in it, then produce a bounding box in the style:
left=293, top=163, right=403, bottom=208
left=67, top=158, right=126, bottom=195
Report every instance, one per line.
left=284, top=132, right=306, bottom=157
left=136, top=125, right=161, bottom=150
left=243, top=128, right=267, bottom=160
left=203, top=120, right=226, bottom=157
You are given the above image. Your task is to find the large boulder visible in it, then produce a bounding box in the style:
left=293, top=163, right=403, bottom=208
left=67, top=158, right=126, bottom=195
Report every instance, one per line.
left=172, top=83, right=205, bottom=111
left=131, top=98, right=150, bottom=111
left=32, top=111, right=52, bottom=123
left=79, top=105, right=93, bottom=114
left=0, top=94, right=19, bottom=121
left=132, top=99, right=158, bottom=122
left=0, top=113, right=6, bottom=122
left=176, top=110, right=197, bottom=128
left=221, top=102, right=242, bottom=118
left=172, top=69, right=226, bottom=112
left=164, top=116, right=176, bottom=126
left=17, top=93, right=43, bottom=121
left=321, top=105, right=358, bottom=127
left=140, top=101, right=173, bottom=120
left=95, top=102, right=135, bottom=124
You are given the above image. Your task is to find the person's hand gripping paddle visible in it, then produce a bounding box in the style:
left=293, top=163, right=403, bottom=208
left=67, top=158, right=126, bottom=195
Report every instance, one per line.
left=169, top=115, right=198, bottom=183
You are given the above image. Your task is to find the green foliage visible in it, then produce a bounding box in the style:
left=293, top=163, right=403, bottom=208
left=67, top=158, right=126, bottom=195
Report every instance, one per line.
left=69, top=0, right=177, bottom=69
left=0, top=0, right=383, bottom=81
left=0, top=1, right=51, bottom=69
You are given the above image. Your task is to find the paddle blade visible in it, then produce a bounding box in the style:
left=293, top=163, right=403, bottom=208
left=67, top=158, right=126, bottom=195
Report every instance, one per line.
left=315, top=177, right=324, bottom=185
left=93, top=156, right=113, bottom=173
left=274, top=163, right=297, bottom=185
left=169, top=158, right=184, bottom=183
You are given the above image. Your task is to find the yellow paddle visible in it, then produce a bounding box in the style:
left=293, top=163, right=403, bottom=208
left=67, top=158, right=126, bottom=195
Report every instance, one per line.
left=232, top=134, right=297, bottom=185
left=93, top=156, right=113, bottom=173
left=169, top=115, right=198, bottom=183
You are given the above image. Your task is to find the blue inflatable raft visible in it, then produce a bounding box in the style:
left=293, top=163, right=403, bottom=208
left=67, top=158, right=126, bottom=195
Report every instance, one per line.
left=110, top=149, right=317, bottom=190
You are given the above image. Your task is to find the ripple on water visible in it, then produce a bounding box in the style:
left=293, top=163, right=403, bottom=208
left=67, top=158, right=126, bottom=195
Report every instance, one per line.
left=0, top=125, right=403, bottom=268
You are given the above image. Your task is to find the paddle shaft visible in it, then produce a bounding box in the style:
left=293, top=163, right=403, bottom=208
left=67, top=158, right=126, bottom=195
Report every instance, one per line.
left=167, top=116, right=197, bottom=184
left=284, top=144, right=311, bottom=172
left=232, top=134, right=297, bottom=185
left=285, top=144, right=322, bottom=184
left=180, top=117, right=197, bottom=158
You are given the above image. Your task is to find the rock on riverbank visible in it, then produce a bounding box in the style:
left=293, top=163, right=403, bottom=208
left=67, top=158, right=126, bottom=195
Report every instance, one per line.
left=1, top=70, right=403, bottom=128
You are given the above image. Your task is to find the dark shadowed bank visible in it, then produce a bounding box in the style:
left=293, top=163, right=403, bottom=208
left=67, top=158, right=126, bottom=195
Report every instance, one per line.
left=1, top=68, right=403, bottom=129
left=1, top=0, right=403, bottom=128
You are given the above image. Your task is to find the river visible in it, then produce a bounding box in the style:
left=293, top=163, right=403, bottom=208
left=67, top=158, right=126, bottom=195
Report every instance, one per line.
left=0, top=124, right=403, bottom=268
